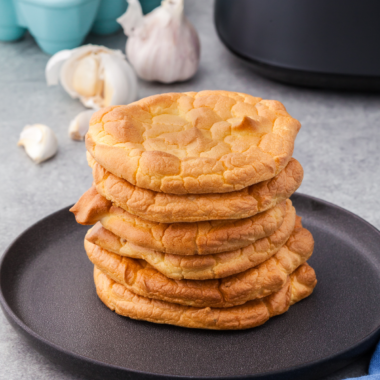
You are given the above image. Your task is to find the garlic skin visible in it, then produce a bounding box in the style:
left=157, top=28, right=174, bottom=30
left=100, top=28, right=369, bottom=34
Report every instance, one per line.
left=45, top=49, right=73, bottom=86
left=18, top=124, right=58, bottom=164
left=69, top=110, right=94, bottom=141
left=117, top=0, right=200, bottom=83
left=45, top=45, right=138, bottom=109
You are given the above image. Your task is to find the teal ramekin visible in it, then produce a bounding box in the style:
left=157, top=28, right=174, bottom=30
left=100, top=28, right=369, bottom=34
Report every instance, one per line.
left=0, top=0, right=26, bottom=41
left=0, top=0, right=162, bottom=54
left=14, top=0, right=101, bottom=54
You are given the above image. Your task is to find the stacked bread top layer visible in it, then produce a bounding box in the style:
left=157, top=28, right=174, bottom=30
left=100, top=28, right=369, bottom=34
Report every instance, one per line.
left=94, top=263, right=316, bottom=330
left=86, top=91, right=301, bottom=194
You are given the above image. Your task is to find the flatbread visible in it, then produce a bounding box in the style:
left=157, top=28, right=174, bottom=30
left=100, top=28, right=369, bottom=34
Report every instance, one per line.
left=86, top=91, right=301, bottom=194
left=85, top=203, right=295, bottom=280
left=71, top=192, right=294, bottom=256
left=85, top=217, right=314, bottom=308
left=94, top=263, right=316, bottom=330
left=88, top=154, right=303, bottom=223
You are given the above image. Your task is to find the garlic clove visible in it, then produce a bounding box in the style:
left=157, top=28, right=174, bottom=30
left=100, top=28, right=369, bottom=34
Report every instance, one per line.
left=45, top=49, right=73, bottom=86
left=59, top=45, right=110, bottom=101
left=118, top=0, right=200, bottom=83
left=100, top=52, right=138, bottom=106
left=69, top=110, right=95, bottom=141
left=18, top=124, right=58, bottom=164
left=72, top=55, right=102, bottom=98
left=46, top=44, right=138, bottom=109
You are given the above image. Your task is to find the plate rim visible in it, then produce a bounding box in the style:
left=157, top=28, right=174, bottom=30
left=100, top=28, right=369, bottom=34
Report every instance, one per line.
left=1, top=192, right=380, bottom=380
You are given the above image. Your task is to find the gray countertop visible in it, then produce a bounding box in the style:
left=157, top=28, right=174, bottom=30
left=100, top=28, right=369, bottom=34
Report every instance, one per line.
left=0, top=1, right=379, bottom=379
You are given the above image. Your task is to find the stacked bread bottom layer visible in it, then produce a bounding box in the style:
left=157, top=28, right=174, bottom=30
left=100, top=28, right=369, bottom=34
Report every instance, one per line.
left=71, top=159, right=316, bottom=330
left=94, top=264, right=316, bottom=330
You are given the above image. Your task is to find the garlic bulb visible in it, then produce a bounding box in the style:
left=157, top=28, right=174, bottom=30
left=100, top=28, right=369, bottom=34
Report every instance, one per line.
left=18, top=124, right=58, bottom=164
left=45, top=45, right=138, bottom=109
left=117, top=0, right=200, bottom=83
left=69, top=110, right=94, bottom=141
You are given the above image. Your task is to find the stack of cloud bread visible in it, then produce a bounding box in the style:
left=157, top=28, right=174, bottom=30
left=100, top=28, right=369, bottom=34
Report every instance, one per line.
left=70, top=90, right=317, bottom=330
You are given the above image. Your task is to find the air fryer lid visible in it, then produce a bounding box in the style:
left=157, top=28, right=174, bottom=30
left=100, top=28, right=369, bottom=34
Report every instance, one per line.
left=214, top=0, right=380, bottom=89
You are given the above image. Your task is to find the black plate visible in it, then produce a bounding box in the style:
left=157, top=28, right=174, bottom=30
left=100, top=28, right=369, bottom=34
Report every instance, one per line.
left=1, top=193, right=380, bottom=380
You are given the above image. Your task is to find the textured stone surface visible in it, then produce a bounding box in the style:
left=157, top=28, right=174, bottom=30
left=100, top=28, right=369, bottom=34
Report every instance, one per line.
left=0, top=0, right=379, bottom=378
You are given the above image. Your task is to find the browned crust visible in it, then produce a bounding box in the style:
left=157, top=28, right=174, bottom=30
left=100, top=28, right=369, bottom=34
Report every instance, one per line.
left=89, top=155, right=303, bottom=223
left=71, top=189, right=295, bottom=256
left=86, top=91, right=301, bottom=194
left=94, top=263, right=316, bottom=330
left=85, top=203, right=295, bottom=280
left=85, top=217, right=314, bottom=308
left=70, top=186, right=112, bottom=226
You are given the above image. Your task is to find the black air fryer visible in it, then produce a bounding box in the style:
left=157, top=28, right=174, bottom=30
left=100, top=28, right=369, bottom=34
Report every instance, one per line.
left=214, top=0, right=380, bottom=90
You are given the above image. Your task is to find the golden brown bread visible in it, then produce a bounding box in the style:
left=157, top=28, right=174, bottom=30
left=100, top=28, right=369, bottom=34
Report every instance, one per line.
left=88, top=154, right=303, bottom=223
left=71, top=190, right=294, bottom=256
left=86, top=91, right=301, bottom=194
left=85, top=217, right=314, bottom=308
left=85, top=201, right=295, bottom=280
left=94, top=263, right=317, bottom=330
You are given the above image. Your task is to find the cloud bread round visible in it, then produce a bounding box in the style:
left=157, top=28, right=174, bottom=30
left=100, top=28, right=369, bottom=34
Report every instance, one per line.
left=94, top=263, right=317, bottom=330
left=85, top=91, right=301, bottom=194
left=84, top=217, right=314, bottom=308
left=88, top=153, right=303, bottom=223
left=85, top=202, right=295, bottom=280
left=71, top=189, right=294, bottom=256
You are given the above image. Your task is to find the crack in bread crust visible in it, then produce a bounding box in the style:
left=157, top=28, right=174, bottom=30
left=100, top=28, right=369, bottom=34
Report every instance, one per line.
left=86, top=91, right=301, bottom=194
left=94, top=263, right=316, bottom=330
left=85, top=217, right=314, bottom=308
left=71, top=189, right=296, bottom=255
left=85, top=203, right=296, bottom=280
left=88, top=153, right=303, bottom=223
